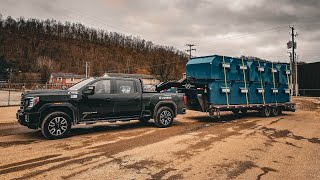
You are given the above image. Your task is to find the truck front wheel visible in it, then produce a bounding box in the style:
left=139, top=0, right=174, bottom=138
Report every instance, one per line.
left=41, top=112, right=72, bottom=140
left=155, top=106, right=174, bottom=128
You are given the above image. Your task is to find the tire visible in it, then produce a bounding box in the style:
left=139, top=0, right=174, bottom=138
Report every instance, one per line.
left=271, top=107, right=280, bottom=117
left=154, top=106, right=174, bottom=128
left=261, top=107, right=271, bottom=117
left=139, top=117, right=151, bottom=124
left=41, top=112, right=72, bottom=140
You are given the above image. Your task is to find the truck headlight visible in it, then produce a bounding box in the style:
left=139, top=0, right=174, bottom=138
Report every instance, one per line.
left=28, top=97, right=40, bottom=108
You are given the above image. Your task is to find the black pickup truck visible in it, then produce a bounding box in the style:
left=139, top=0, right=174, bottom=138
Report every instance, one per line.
left=17, top=77, right=186, bottom=139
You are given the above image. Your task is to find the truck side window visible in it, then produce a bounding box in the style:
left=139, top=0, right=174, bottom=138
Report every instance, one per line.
left=92, top=80, right=111, bottom=94
left=116, top=80, right=136, bottom=94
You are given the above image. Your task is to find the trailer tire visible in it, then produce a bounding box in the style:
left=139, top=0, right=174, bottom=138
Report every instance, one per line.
left=271, top=107, right=280, bottom=117
left=154, top=106, right=174, bottom=128
left=261, top=107, right=271, bottom=117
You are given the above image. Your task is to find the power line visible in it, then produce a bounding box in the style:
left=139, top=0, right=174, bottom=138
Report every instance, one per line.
left=209, top=26, right=288, bottom=44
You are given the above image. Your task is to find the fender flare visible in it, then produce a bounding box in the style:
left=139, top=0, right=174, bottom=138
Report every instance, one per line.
left=153, top=101, right=177, bottom=118
left=38, top=103, right=78, bottom=124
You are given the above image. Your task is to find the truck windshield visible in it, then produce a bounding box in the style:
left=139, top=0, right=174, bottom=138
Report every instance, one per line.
left=68, top=78, right=95, bottom=91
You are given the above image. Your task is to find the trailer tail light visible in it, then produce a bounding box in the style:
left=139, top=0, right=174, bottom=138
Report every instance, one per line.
left=183, top=95, right=187, bottom=105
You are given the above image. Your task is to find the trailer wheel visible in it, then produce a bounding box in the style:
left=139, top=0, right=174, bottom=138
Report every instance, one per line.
left=271, top=107, right=280, bottom=117
left=154, top=106, right=174, bottom=128
left=261, top=107, right=271, bottom=117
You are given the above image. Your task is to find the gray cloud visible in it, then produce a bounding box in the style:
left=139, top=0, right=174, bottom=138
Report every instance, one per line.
left=0, top=0, right=319, bottom=62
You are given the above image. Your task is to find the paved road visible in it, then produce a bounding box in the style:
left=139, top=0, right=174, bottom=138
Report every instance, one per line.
left=0, top=109, right=319, bottom=179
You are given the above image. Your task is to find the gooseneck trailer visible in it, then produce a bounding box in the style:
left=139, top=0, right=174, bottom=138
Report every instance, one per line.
left=157, top=55, right=295, bottom=117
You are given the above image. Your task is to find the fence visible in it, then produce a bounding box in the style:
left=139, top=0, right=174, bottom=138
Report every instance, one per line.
left=0, top=81, right=81, bottom=106
left=0, top=82, right=47, bottom=106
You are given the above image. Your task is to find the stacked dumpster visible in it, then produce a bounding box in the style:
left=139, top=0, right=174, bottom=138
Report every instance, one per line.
left=186, top=55, right=291, bottom=105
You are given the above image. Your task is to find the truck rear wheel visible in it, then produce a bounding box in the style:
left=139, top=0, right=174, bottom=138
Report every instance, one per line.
left=41, top=112, right=72, bottom=140
left=154, top=106, right=174, bottom=128
left=271, top=107, right=280, bottom=116
left=261, top=107, right=271, bottom=117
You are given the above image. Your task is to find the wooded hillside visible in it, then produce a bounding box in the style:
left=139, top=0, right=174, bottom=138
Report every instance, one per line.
left=0, top=14, right=188, bottom=82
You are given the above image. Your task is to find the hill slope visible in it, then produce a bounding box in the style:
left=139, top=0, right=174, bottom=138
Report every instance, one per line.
left=0, top=15, right=188, bottom=82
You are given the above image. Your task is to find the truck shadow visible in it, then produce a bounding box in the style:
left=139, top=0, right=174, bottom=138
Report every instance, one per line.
left=69, top=120, right=157, bottom=137
left=19, top=121, right=158, bottom=140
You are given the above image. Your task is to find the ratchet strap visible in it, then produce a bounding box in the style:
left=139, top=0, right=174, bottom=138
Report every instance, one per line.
left=271, top=63, right=277, bottom=104
left=241, top=57, right=249, bottom=106
left=258, top=61, right=266, bottom=105
left=222, top=56, right=229, bottom=108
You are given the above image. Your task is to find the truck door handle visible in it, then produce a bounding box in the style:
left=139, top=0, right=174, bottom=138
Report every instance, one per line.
left=105, top=98, right=111, bottom=101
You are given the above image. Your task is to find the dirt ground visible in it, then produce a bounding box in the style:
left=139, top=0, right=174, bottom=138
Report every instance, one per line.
left=0, top=97, right=319, bottom=180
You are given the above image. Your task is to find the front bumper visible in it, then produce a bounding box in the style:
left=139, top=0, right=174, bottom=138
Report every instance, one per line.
left=16, top=110, right=41, bottom=129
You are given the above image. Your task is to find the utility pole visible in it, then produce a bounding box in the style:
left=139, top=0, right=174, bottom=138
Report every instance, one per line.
left=85, top=61, right=90, bottom=79
left=185, top=44, right=196, bottom=58
left=8, top=69, right=12, bottom=106
left=288, top=52, right=293, bottom=96
left=126, top=57, right=131, bottom=74
left=295, top=54, right=298, bottom=96
left=288, top=26, right=298, bottom=96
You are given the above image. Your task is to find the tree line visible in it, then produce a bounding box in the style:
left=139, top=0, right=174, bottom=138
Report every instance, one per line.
left=0, top=14, right=188, bottom=82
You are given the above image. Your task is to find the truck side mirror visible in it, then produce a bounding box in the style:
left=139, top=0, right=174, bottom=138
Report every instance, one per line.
left=83, top=86, right=95, bottom=96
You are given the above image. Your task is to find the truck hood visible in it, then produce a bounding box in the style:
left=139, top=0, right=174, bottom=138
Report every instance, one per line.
left=23, top=89, right=72, bottom=97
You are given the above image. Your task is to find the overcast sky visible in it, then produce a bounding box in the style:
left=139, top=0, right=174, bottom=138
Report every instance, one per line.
left=1, top=0, right=320, bottom=62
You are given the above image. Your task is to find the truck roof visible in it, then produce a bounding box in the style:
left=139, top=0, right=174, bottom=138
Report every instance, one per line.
left=92, top=77, right=141, bottom=81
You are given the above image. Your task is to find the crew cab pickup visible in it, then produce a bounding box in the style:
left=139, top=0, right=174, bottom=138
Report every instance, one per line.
left=17, top=77, right=186, bottom=139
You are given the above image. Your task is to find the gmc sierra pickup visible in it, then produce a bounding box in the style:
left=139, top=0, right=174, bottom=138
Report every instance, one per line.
left=17, top=77, right=186, bottom=139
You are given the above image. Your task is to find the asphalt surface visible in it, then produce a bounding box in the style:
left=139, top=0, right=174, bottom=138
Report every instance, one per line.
left=0, top=104, right=319, bottom=179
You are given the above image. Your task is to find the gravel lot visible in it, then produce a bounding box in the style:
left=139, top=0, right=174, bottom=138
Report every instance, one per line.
left=0, top=97, right=319, bottom=179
